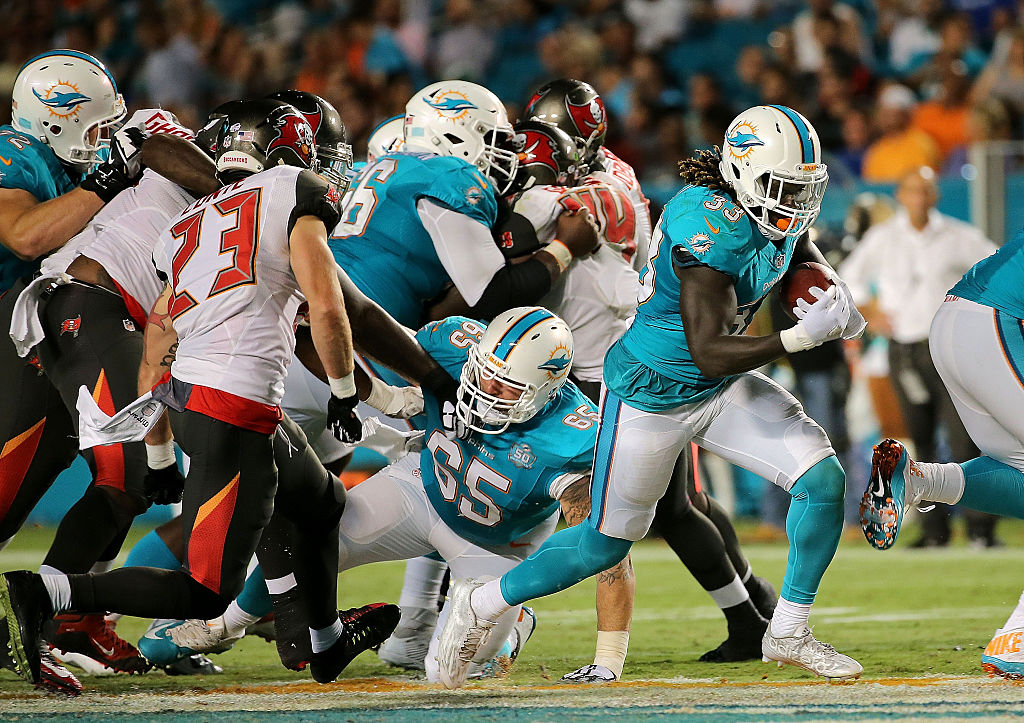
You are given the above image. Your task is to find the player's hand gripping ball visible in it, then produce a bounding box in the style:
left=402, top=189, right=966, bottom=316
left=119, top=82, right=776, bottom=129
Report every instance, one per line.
left=780, top=261, right=835, bottom=322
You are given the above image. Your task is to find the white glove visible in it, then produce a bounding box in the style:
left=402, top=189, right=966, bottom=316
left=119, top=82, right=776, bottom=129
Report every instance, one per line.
left=833, top=275, right=867, bottom=340
left=780, top=285, right=850, bottom=352
left=365, top=377, right=424, bottom=419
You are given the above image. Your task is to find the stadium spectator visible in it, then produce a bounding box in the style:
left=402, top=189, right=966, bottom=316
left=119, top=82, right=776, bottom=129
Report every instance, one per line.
left=911, top=56, right=973, bottom=161
left=862, top=83, right=942, bottom=183
left=624, top=0, right=690, bottom=52
left=972, top=27, right=1024, bottom=121
left=887, top=0, right=945, bottom=75
left=835, top=106, right=872, bottom=177
left=791, top=0, right=870, bottom=74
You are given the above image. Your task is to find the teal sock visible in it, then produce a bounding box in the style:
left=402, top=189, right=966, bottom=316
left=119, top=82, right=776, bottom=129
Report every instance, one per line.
left=499, top=522, right=633, bottom=606
left=781, top=456, right=845, bottom=605
left=123, top=530, right=181, bottom=571
left=959, top=456, right=1024, bottom=519
left=236, top=566, right=272, bottom=618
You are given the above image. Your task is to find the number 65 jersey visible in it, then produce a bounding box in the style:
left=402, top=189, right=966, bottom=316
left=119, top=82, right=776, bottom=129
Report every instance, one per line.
left=415, top=316, right=597, bottom=548
left=154, top=166, right=338, bottom=407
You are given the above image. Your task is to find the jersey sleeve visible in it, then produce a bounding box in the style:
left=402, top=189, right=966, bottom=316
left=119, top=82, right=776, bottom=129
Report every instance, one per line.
left=287, top=169, right=341, bottom=235
left=664, top=194, right=749, bottom=281
left=0, top=144, right=58, bottom=201
left=421, top=164, right=498, bottom=227
left=414, top=315, right=483, bottom=379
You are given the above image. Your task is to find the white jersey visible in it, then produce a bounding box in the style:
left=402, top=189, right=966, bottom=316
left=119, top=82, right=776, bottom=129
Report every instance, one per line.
left=594, top=147, right=652, bottom=271
left=514, top=184, right=640, bottom=383
left=155, top=165, right=333, bottom=406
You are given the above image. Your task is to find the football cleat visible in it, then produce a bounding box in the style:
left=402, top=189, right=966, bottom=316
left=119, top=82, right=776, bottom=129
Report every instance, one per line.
left=271, top=589, right=313, bottom=671
left=247, top=614, right=277, bottom=642
left=137, top=619, right=192, bottom=666
left=561, top=663, right=617, bottom=683
left=50, top=612, right=151, bottom=674
left=700, top=617, right=768, bottom=663
left=982, top=627, right=1024, bottom=679
left=162, top=653, right=223, bottom=675
left=435, top=579, right=497, bottom=689
left=378, top=606, right=437, bottom=670
left=309, top=603, right=401, bottom=684
left=762, top=626, right=862, bottom=681
left=468, top=606, right=536, bottom=680
left=0, top=570, right=52, bottom=683
left=170, top=617, right=244, bottom=655
left=861, top=438, right=921, bottom=550
left=37, top=642, right=83, bottom=696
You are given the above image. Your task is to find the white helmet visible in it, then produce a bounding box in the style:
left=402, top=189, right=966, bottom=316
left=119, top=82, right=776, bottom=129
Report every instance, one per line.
left=457, top=307, right=574, bottom=435
left=366, top=115, right=404, bottom=164
left=718, top=105, right=828, bottom=241
left=12, top=50, right=126, bottom=170
left=403, top=80, right=519, bottom=194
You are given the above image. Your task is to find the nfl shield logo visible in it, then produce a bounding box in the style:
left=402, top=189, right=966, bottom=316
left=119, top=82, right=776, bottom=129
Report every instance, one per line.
left=774, top=253, right=786, bottom=269
left=123, top=318, right=136, bottom=332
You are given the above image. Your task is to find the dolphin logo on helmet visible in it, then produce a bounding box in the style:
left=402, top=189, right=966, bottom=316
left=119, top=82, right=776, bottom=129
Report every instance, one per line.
left=33, top=87, right=92, bottom=114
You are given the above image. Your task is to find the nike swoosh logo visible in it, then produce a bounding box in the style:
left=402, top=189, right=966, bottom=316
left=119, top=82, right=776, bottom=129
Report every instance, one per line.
left=509, top=541, right=531, bottom=548
left=872, top=472, right=886, bottom=498
left=0, top=156, right=11, bottom=166
left=704, top=216, right=720, bottom=234
left=143, top=622, right=176, bottom=641
left=96, top=641, right=116, bottom=657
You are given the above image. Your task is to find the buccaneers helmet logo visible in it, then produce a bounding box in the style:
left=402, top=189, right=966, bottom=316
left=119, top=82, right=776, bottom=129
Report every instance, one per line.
left=517, top=131, right=560, bottom=174
left=268, top=112, right=314, bottom=164
left=566, top=95, right=606, bottom=137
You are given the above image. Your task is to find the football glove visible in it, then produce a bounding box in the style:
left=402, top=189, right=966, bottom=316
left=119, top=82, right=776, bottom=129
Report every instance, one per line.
left=365, top=377, right=424, bottom=419
left=782, top=285, right=850, bottom=352
left=833, top=275, right=867, bottom=340
left=327, top=392, right=362, bottom=443
left=144, top=463, right=185, bottom=506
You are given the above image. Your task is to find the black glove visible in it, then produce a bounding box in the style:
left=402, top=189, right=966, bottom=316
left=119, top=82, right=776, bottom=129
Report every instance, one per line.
left=144, top=463, right=185, bottom=505
left=422, top=365, right=466, bottom=440
left=327, top=392, right=362, bottom=443
left=81, top=127, right=146, bottom=202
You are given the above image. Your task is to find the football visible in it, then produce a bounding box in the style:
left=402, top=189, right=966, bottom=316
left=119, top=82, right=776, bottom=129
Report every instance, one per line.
left=779, top=261, right=835, bottom=321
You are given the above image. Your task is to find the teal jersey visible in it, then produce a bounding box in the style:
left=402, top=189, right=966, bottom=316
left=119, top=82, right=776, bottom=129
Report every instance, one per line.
left=0, top=125, right=82, bottom=291
left=415, top=317, right=597, bottom=547
left=329, top=152, right=499, bottom=328
left=606, top=184, right=796, bottom=411
left=950, top=228, right=1024, bottom=319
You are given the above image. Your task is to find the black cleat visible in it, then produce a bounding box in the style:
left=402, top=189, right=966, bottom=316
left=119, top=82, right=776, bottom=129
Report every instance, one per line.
left=0, top=571, right=53, bottom=683
left=270, top=590, right=312, bottom=671
left=309, top=603, right=400, bottom=684
left=162, top=653, right=223, bottom=675
left=37, top=643, right=83, bottom=696
left=745, top=575, right=777, bottom=620
left=699, top=617, right=769, bottom=663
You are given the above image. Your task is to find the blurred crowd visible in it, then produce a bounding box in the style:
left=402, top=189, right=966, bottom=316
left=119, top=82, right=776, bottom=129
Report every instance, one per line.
left=3, top=0, right=1023, bottom=194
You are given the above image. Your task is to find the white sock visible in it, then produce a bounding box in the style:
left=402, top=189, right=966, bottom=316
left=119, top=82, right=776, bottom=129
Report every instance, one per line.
left=708, top=574, right=750, bottom=609
left=40, top=573, right=72, bottom=613
left=470, top=579, right=511, bottom=622
left=90, top=559, right=115, bottom=574
left=265, top=573, right=298, bottom=596
left=310, top=616, right=343, bottom=654
left=740, top=564, right=752, bottom=583
left=909, top=461, right=965, bottom=504
left=38, top=564, right=63, bottom=576
left=221, top=601, right=260, bottom=637
left=1003, top=589, right=1024, bottom=630
left=770, top=597, right=812, bottom=637
left=398, top=557, right=447, bottom=610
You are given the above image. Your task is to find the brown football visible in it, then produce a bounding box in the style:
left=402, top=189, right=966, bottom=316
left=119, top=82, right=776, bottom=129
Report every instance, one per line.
left=780, top=261, right=835, bottom=322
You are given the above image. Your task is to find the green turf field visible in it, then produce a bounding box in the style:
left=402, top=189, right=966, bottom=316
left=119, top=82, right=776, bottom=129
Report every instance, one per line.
left=4, top=521, right=1024, bottom=719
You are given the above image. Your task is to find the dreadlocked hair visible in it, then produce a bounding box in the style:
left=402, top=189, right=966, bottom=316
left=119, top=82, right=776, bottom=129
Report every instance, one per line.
left=678, top=146, right=736, bottom=200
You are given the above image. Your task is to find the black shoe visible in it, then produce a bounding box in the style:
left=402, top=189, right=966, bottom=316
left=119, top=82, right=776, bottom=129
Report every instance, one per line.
left=745, top=575, right=777, bottom=620
left=270, top=589, right=312, bottom=671
left=163, top=653, right=223, bottom=675
left=0, top=571, right=53, bottom=683
left=909, top=535, right=948, bottom=548
left=309, top=603, right=400, bottom=684
left=698, top=617, right=769, bottom=663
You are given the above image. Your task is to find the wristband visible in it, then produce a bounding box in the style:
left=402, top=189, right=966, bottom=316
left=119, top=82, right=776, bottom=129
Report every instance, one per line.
left=780, top=323, right=816, bottom=353
left=545, top=239, right=573, bottom=273
left=145, top=440, right=176, bottom=470
left=593, top=630, right=629, bottom=679
left=328, top=373, right=357, bottom=399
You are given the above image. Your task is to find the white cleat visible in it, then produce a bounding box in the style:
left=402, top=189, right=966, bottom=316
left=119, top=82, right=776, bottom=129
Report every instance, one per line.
left=435, top=579, right=497, bottom=689
left=761, top=626, right=862, bottom=681
left=982, top=627, right=1024, bottom=679
left=169, top=617, right=243, bottom=655
left=560, top=663, right=617, bottom=683
left=378, top=606, right=437, bottom=671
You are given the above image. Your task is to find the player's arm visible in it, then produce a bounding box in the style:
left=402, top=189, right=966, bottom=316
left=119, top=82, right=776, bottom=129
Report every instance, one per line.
left=559, top=476, right=634, bottom=680
left=0, top=186, right=104, bottom=260
left=141, top=134, right=219, bottom=197
left=418, top=198, right=598, bottom=321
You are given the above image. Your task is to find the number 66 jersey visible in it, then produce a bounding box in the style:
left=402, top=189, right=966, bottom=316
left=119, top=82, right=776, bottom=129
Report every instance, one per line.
left=154, top=165, right=339, bottom=407
left=415, top=316, right=597, bottom=548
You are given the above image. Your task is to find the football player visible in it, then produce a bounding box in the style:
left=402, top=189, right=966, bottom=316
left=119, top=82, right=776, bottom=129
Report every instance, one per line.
left=859, top=228, right=1024, bottom=678
left=0, top=50, right=212, bottom=690
left=435, top=105, right=868, bottom=688
left=0, top=99, right=457, bottom=688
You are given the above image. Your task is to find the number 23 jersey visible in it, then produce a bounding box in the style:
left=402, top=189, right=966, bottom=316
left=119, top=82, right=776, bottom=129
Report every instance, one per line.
left=606, top=184, right=796, bottom=411
left=154, top=166, right=338, bottom=406
left=415, top=316, right=597, bottom=548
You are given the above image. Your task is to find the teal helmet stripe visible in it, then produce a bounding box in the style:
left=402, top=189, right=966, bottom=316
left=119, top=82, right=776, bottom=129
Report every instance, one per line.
left=492, top=309, right=554, bottom=361
left=20, top=49, right=119, bottom=93
left=769, top=105, right=814, bottom=163
left=368, top=114, right=403, bottom=138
